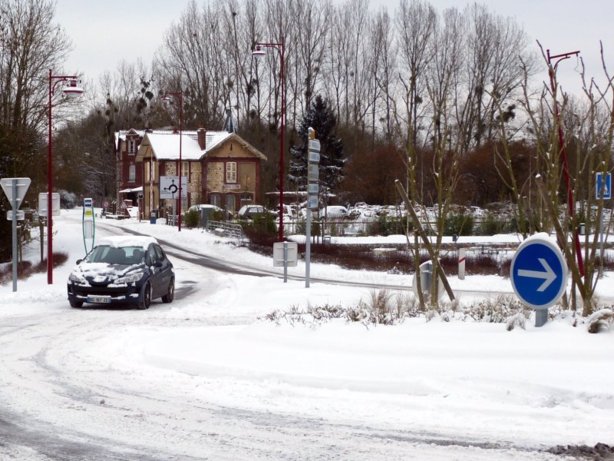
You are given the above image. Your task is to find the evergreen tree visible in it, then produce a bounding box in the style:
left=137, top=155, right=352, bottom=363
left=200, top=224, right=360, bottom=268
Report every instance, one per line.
left=288, top=95, right=344, bottom=201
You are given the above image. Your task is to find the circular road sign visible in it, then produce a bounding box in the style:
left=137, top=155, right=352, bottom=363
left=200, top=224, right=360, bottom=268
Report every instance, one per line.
left=510, top=235, right=568, bottom=310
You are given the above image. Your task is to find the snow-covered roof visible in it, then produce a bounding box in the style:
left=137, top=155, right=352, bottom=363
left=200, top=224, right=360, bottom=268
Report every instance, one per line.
left=136, top=130, right=264, bottom=162
left=124, top=128, right=266, bottom=162
left=142, top=131, right=208, bottom=161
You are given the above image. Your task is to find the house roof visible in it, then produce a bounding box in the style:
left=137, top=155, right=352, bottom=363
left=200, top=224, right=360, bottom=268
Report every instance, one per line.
left=135, top=130, right=267, bottom=162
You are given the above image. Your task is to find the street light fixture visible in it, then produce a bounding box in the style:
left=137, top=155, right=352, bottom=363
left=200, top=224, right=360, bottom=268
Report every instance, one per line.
left=47, top=70, right=84, bottom=284
left=162, top=91, right=184, bottom=232
left=252, top=41, right=286, bottom=241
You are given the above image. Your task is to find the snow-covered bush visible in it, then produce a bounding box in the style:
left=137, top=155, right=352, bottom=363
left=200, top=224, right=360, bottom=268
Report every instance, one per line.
left=587, top=308, right=614, bottom=333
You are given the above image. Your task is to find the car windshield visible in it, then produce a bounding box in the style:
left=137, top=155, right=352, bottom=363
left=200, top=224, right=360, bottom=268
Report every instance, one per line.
left=85, top=245, right=146, bottom=265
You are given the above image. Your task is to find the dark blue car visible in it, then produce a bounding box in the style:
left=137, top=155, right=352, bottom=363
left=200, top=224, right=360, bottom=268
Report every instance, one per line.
left=67, top=236, right=174, bottom=309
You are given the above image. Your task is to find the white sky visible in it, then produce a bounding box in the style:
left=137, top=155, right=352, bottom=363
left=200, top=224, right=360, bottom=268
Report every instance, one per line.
left=55, top=0, right=614, bottom=96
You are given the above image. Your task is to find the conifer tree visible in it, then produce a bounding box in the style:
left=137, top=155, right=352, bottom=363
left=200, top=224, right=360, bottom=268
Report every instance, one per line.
left=288, top=95, right=344, bottom=201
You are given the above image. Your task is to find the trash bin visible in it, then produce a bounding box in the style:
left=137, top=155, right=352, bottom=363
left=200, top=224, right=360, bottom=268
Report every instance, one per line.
left=150, top=210, right=158, bottom=224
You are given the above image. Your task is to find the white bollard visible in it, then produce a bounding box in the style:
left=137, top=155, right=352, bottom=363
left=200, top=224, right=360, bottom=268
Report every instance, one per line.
left=458, top=248, right=466, bottom=280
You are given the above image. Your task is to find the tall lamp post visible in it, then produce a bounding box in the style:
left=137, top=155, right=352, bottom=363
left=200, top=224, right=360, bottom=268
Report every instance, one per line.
left=547, top=49, right=584, bottom=276
left=162, top=91, right=184, bottom=232
left=253, top=42, right=286, bottom=241
left=47, top=70, right=83, bottom=284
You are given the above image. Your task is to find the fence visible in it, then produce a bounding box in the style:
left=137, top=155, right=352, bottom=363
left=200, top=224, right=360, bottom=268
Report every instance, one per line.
left=205, top=220, right=246, bottom=242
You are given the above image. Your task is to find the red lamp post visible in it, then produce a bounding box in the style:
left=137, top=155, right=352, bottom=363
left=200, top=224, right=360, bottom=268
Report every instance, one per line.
left=47, top=70, right=83, bottom=284
left=546, top=49, right=584, bottom=276
left=162, top=91, right=184, bottom=232
left=253, top=42, right=286, bottom=241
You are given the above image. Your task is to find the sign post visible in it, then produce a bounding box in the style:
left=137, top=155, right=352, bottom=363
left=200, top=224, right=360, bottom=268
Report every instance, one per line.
left=82, top=197, right=95, bottom=254
left=510, top=234, right=568, bottom=327
left=273, top=241, right=298, bottom=282
left=1, top=178, right=31, bottom=292
left=305, top=128, right=320, bottom=288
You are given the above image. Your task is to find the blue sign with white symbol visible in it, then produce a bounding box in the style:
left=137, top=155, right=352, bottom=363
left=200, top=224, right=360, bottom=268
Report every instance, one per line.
left=596, top=172, right=612, bottom=200
left=510, top=235, right=568, bottom=310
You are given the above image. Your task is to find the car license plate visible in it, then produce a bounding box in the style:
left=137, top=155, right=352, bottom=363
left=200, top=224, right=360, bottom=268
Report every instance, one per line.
left=87, top=295, right=112, bottom=304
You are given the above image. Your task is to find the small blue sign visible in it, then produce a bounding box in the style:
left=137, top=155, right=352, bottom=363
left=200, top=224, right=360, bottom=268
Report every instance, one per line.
left=511, top=236, right=568, bottom=310
left=596, top=172, right=612, bottom=200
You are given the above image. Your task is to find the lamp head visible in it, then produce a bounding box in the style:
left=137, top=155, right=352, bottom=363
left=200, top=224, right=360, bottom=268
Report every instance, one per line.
left=62, top=79, right=84, bottom=98
left=252, top=45, right=266, bottom=58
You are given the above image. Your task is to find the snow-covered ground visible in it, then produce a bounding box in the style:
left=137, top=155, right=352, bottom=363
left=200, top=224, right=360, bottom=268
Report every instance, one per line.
left=0, top=209, right=612, bottom=460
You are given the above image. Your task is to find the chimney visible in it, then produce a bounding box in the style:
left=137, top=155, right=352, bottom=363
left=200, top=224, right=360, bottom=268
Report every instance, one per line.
left=197, top=128, right=206, bottom=150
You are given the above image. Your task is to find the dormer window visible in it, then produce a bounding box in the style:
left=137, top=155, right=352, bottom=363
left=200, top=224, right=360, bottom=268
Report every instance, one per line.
left=127, top=138, right=137, bottom=155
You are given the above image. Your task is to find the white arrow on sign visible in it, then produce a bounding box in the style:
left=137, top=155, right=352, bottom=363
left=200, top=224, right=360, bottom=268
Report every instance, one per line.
left=517, top=258, right=556, bottom=292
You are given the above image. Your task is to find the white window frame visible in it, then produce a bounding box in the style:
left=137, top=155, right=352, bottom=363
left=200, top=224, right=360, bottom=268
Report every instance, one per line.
left=225, top=161, right=237, bottom=183
left=128, top=164, right=136, bottom=183
left=127, top=138, right=137, bottom=155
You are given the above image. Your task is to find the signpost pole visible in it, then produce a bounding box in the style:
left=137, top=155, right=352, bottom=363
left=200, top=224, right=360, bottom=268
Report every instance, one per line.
left=305, top=128, right=320, bottom=288
left=11, top=179, right=18, bottom=292
left=2, top=178, right=31, bottom=292
left=283, top=242, right=288, bottom=283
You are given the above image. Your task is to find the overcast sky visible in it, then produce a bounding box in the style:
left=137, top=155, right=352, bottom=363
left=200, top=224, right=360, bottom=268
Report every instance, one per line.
left=55, top=0, right=614, bottom=97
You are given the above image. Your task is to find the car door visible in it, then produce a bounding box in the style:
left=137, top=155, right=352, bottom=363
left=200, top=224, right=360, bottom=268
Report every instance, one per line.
left=152, top=243, right=173, bottom=298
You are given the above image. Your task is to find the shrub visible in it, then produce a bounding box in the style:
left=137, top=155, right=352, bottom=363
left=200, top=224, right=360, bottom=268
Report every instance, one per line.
left=184, top=209, right=200, bottom=228
left=444, top=213, right=474, bottom=236
left=371, top=214, right=409, bottom=236
left=479, top=213, right=506, bottom=235
left=243, top=212, right=278, bottom=246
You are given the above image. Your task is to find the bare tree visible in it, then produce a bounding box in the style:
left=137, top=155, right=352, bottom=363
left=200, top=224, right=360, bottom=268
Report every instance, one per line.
left=395, top=0, right=436, bottom=203
left=462, top=3, right=533, bottom=149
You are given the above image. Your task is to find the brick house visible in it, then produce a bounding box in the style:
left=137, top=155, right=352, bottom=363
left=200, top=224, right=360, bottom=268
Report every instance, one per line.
left=116, top=128, right=267, bottom=218
left=115, top=128, right=146, bottom=211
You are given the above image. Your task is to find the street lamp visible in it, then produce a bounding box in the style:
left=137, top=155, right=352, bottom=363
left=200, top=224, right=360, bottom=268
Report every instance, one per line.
left=162, top=91, right=184, bottom=232
left=47, top=70, right=83, bottom=284
left=546, top=49, right=584, bottom=276
left=253, top=42, right=286, bottom=241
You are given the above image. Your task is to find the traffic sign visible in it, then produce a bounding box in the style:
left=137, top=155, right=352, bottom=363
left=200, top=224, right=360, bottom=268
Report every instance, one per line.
left=596, top=172, right=612, bottom=200
left=1, top=177, right=30, bottom=208
left=159, top=175, right=187, bottom=199
left=6, top=210, right=25, bottom=221
left=510, top=234, right=568, bottom=310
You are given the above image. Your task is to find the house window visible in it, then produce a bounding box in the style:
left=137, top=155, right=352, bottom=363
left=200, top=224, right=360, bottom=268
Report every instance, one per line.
left=210, top=194, right=222, bottom=208
left=225, top=194, right=236, bottom=212
left=128, top=164, right=136, bottom=183
left=127, top=138, right=137, bottom=155
left=225, top=161, right=237, bottom=183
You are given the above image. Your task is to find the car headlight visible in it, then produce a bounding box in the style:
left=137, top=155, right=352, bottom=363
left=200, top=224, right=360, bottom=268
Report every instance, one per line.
left=69, top=271, right=87, bottom=284
left=115, top=271, right=144, bottom=285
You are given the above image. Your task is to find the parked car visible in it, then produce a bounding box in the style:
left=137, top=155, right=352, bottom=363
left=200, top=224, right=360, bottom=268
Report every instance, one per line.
left=67, top=236, right=174, bottom=309
left=237, top=204, right=269, bottom=219
left=188, top=204, right=233, bottom=222
left=319, top=205, right=349, bottom=219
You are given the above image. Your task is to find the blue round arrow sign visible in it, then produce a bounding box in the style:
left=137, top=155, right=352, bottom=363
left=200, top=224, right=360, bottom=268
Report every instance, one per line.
left=510, top=236, right=568, bottom=310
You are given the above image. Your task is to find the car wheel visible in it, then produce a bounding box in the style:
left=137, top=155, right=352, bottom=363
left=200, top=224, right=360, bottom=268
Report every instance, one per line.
left=162, top=278, right=175, bottom=303
left=69, top=299, right=83, bottom=308
left=138, top=282, right=152, bottom=310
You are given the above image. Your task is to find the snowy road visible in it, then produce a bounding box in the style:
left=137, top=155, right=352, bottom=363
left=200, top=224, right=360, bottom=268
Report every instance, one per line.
left=0, top=211, right=610, bottom=459
left=0, top=288, right=574, bottom=461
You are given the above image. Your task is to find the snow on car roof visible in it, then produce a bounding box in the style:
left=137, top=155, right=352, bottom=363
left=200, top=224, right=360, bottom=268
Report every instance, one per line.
left=97, top=235, right=158, bottom=249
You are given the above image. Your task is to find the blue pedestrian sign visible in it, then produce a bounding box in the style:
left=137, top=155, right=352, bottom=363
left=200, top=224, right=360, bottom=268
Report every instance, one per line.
left=596, top=172, right=612, bottom=200
left=510, top=235, right=568, bottom=310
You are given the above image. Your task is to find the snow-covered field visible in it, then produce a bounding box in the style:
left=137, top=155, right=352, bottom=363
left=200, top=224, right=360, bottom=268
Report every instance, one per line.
left=0, top=209, right=612, bottom=460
